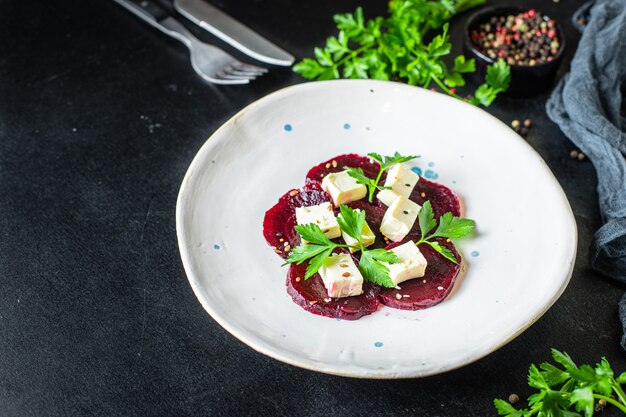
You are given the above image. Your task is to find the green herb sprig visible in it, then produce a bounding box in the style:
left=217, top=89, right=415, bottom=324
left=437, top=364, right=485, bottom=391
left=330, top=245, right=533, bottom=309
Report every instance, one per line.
left=345, top=152, right=418, bottom=203
left=293, top=1, right=512, bottom=106
left=415, top=200, right=475, bottom=263
left=285, top=205, right=399, bottom=287
left=494, top=349, right=626, bottom=417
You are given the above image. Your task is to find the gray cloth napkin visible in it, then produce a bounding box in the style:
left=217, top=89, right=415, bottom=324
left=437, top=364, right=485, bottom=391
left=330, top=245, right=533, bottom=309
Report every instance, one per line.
left=546, top=0, right=626, bottom=347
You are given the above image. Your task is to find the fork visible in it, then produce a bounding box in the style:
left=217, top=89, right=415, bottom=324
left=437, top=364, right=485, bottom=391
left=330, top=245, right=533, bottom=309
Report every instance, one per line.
left=113, top=0, right=267, bottom=85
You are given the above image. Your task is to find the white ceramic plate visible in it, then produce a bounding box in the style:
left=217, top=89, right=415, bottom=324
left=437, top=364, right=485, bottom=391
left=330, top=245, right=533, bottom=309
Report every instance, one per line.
left=176, top=80, right=576, bottom=378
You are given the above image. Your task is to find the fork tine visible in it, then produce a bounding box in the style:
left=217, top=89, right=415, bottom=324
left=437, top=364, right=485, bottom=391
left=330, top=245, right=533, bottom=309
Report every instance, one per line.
left=215, top=69, right=256, bottom=81
left=231, top=61, right=268, bottom=74
left=225, top=66, right=266, bottom=77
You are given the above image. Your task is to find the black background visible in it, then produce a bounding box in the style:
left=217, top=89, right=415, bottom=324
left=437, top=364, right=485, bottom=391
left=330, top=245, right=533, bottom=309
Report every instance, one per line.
left=1, top=0, right=624, bottom=416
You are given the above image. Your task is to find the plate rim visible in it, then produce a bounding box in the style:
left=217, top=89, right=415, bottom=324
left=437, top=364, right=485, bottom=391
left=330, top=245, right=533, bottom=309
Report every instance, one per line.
left=175, top=79, right=578, bottom=378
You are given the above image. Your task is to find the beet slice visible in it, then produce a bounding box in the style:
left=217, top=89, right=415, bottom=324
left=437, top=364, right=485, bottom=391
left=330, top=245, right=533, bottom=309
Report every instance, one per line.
left=378, top=238, right=461, bottom=310
left=305, top=154, right=382, bottom=184
left=263, top=182, right=332, bottom=259
left=410, top=177, right=461, bottom=218
left=286, top=258, right=380, bottom=320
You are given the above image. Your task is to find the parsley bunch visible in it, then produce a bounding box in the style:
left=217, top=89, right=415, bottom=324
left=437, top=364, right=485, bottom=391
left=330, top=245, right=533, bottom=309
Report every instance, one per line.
left=494, top=349, right=626, bottom=417
left=345, top=152, right=419, bottom=203
left=293, top=1, right=511, bottom=106
left=285, top=205, right=400, bottom=287
left=415, top=200, right=475, bottom=263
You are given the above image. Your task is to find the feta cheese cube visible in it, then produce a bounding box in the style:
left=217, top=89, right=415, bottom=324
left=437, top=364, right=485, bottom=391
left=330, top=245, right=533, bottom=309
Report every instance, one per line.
left=382, top=241, right=428, bottom=286
left=295, top=202, right=341, bottom=239
left=379, top=196, right=421, bottom=242
left=341, top=210, right=375, bottom=252
left=321, top=170, right=367, bottom=207
left=376, top=163, right=420, bottom=206
left=318, top=253, right=364, bottom=297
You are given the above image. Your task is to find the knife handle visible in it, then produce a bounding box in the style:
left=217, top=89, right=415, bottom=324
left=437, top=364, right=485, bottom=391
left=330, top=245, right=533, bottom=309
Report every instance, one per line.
left=114, top=0, right=201, bottom=50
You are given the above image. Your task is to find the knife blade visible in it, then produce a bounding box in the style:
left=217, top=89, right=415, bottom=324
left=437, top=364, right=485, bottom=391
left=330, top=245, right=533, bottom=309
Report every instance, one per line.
left=173, top=0, right=294, bottom=66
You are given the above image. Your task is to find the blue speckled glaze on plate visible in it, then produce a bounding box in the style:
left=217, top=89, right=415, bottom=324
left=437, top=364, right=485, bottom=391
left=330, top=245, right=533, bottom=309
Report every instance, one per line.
left=374, top=342, right=384, bottom=348
left=428, top=162, right=435, bottom=167
left=213, top=244, right=221, bottom=250
left=411, top=167, right=423, bottom=176
left=343, top=123, right=351, bottom=130
left=424, top=169, right=439, bottom=180
left=471, top=251, right=480, bottom=257
left=283, top=124, right=292, bottom=132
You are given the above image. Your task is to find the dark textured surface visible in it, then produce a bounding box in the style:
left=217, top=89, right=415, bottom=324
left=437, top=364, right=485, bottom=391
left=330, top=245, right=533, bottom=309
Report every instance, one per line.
left=0, top=0, right=624, bottom=416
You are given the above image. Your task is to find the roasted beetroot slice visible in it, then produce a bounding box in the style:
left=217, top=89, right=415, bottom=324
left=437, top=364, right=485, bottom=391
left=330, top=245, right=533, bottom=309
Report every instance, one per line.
left=263, top=182, right=331, bottom=260
left=305, top=154, right=382, bottom=184
left=410, top=177, right=461, bottom=218
left=379, top=238, right=461, bottom=310
left=287, top=261, right=380, bottom=320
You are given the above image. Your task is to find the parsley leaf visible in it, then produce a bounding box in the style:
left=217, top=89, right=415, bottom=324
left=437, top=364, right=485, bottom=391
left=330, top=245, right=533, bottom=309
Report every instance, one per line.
left=414, top=200, right=475, bottom=263
left=418, top=200, right=437, bottom=237
left=293, top=1, right=511, bottom=107
left=368, top=152, right=419, bottom=170
left=337, top=204, right=366, bottom=242
left=358, top=249, right=398, bottom=288
left=494, top=349, right=626, bottom=417
left=283, top=223, right=342, bottom=279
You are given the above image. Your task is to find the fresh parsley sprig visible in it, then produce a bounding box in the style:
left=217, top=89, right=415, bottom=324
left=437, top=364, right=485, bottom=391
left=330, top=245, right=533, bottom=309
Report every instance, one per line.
left=494, top=349, right=626, bottom=417
left=293, top=2, right=511, bottom=107
left=345, top=152, right=418, bottom=203
left=415, top=200, right=475, bottom=263
left=285, top=205, right=400, bottom=287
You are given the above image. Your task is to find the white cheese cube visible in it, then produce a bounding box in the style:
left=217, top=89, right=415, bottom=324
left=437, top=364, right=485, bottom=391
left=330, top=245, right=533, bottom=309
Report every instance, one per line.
left=376, top=163, right=420, bottom=206
left=379, top=196, right=421, bottom=242
left=318, top=253, right=364, bottom=298
left=341, top=210, right=375, bottom=252
left=321, top=170, right=367, bottom=207
left=295, top=202, right=341, bottom=239
left=376, top=189, right=401, bottom=207
left=382, top=241, right=428, bottom=286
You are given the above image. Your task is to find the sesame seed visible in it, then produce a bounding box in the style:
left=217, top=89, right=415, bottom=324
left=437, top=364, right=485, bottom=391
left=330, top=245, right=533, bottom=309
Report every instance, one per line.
left=274, top=249, right=283, bottom=254
left=324, top=298, right=331, bottom=303
left=437, top=286, right=443, bottom=290
left=342, top=272, right=351, bottom=277
left=289, top=190, right=299, bottom=196
left=403, top=210, right=409, bottom=215
left=309, top=300, right=317, bottom=305
left=420, top=192, right=426, bottom=198
left=325, top=163, right=331, bottom=168
left=332, top=160, right=337, bottom=168
left=284, top=245, right=291, bottom=252
left=279, top=238, right=284, bottom=242
left=446, top=239, right=451, bottom=243
left=402, top=294, right=410, bottom=298
left=296, top=277, right=301, bottom=282
left=422, top=280, right=426, bottom=283
left=339, top=264, right=349, bottom=268
left=405, top=183, right=411, bottom=187
left=395, top=293, right=402, bottom=300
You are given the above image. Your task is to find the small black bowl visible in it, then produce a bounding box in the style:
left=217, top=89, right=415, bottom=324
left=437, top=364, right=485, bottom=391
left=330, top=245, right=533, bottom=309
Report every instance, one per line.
left=463, top=6, right=566, bottom=97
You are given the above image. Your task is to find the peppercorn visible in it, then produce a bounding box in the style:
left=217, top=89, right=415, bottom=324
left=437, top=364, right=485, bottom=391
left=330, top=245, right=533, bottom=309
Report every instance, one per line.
left=570, top=150, right=579, bottom=158
left=471, top=10, right=560, bottom=66
left=511, top=119, right=521, bottom=129
left=523, top=119, right=532, bottom=127
left=578, top=152, right=586, bottom=160
left=509, top=393, right=520, bottom=404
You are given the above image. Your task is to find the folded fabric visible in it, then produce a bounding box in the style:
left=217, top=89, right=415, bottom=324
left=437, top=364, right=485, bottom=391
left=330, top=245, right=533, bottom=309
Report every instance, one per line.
left=546, top=0, right=626, bottom=347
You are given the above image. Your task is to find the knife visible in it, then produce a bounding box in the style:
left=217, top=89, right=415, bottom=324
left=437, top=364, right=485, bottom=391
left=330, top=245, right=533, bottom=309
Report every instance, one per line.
left=173, top=0, right=294, bottom=66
